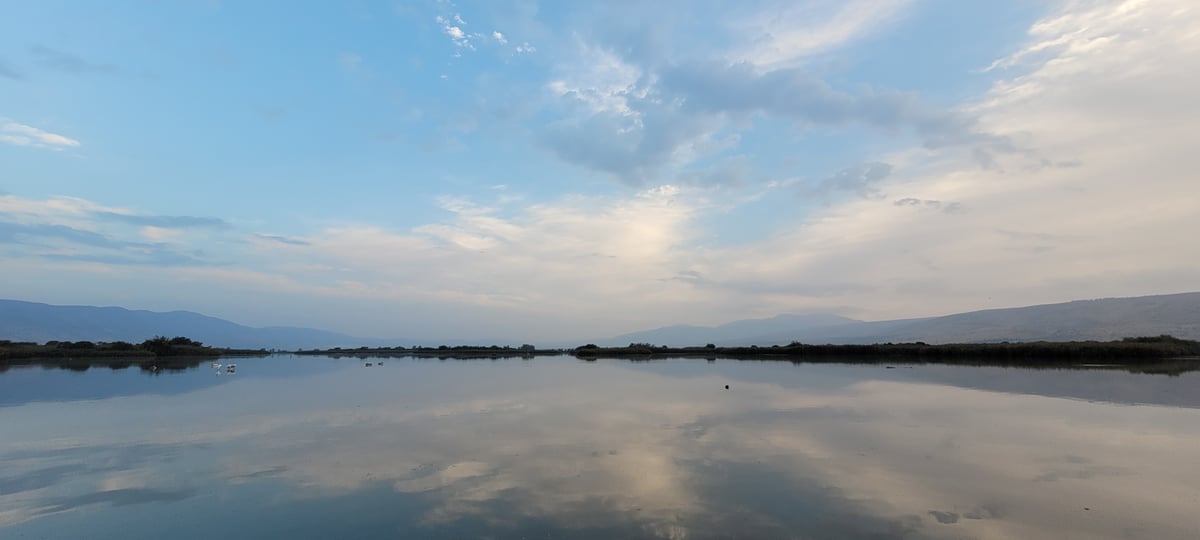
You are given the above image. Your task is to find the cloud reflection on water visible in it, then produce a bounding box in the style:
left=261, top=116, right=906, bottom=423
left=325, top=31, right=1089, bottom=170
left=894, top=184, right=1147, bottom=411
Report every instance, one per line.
left=1, top=358, right=1198, bottom=539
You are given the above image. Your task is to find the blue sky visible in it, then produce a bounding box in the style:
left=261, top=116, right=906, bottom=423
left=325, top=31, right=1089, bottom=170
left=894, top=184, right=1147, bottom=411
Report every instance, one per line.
left=2, top=0, right=1198, bottom=342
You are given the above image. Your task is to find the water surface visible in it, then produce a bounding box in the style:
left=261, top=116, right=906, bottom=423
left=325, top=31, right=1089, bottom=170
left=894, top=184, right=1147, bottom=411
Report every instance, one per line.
left=2, top=355, right=1198, bottom=539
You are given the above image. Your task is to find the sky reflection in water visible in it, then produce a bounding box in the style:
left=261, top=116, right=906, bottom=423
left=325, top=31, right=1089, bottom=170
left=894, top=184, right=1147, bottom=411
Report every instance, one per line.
left=2, top=356, right=1199, bottom=539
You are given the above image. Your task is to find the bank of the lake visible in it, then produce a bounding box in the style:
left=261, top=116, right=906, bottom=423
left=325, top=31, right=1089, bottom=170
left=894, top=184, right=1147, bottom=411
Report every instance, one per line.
left=293, top=336, right=1200, bottom=371
left=0, top=336, right=269, bottom=363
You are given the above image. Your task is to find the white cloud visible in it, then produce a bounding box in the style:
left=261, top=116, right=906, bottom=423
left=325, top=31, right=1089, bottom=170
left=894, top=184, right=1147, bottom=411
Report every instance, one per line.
left=0, top=193, right=230, bottom=267
left=492, top=31, right=507, bottom=45
left=160, top=185, right=700, bottom=337
left=0, top=119, right=80, bottom=150
left=547, top=43, right=644, bottom=117
left=0, top=194, right=112, bottom=227
left=732, top=0, right=914, bottom=68
left=539, top=2, right=995, bottom=187
left=140, top=226, right=183, bottom=242
left=515, top=42, right=536, bottom=54
left=436, top=11, right=474, bottom=49
left=515, top=0, right=1200, bottom=325
left=685, top=0, right=1200, bottom=319
left=444, top=26, right=472, bottom=49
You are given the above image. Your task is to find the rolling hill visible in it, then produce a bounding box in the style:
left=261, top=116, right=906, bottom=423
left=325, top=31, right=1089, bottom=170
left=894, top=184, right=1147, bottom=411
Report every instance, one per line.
left=602, top=292, right=1200, bottom=346
left=0, top=300, right=392, bottom=350
left=4, top=292, right=1198, bottom=350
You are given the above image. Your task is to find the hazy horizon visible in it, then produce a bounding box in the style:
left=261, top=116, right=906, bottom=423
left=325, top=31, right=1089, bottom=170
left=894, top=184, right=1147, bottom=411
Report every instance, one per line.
left=4, top=1, right=1199, bottom=342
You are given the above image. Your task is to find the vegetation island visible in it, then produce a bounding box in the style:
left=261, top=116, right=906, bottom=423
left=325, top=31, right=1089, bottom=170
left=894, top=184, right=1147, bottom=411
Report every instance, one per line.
left=0, top=336, right=268, bottom=362
left=4, top=335, right=1199, bottom=375
left=295, top=335, right=1200, bottom=372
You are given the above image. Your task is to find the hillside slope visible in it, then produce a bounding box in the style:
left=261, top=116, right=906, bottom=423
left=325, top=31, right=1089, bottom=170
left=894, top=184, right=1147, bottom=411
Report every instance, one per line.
left=0, top=300, right=390, bottom=350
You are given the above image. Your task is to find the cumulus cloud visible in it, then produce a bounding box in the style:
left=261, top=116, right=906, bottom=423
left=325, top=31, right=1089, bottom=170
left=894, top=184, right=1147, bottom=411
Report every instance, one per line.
left=686, top=0, right=1200, bottom=318
left=541, top=45, right=726, bottom=184
left=0, top=120, right=81, bottom=150
left=137, top=185, right=709, bottom=338
left=540, top=5, right=1010, bottom=187
left=492, top=31, right=507, bottom=45
left=436, top=15, right=473, bottom=49
left=541, top=105, right=717, bottom=185
left=544, top=51, right=1005, bottom=187
left=524, top=0, right=1199, bottom=323
left=661, top=62, right=1010, bottom=153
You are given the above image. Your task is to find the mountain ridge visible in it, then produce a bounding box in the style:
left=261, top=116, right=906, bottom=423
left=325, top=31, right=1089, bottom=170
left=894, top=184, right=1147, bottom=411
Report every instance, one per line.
left=3, top=292, right=1198, bottom=350
left=602, top=292, right=1200, bottom=346
left=0, top=300, right=391, bottom=350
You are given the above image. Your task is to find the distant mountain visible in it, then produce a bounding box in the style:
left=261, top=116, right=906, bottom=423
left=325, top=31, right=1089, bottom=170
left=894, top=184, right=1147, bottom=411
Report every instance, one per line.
left=602, top=313, right=861, bottom=347
left=0, top=300, right=395, bottom=350
left=6, top=292, right=1199, bottom=351
left=600, top=292, right=1200, bottom=346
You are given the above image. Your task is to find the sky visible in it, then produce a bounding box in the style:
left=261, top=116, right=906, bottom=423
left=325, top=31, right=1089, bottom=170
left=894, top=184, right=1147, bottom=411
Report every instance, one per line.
left=1, top=0, right=1198, bottom=342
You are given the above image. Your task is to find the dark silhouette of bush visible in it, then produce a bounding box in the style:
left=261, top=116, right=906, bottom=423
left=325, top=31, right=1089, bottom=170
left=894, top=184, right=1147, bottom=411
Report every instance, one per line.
left=141, top=336, right=173, bottom=356
left=2, top=336, right=265, bottom=362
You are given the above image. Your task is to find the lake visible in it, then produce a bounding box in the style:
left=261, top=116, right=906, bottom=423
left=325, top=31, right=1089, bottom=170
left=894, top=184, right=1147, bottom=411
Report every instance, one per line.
left=2, top=355, right=1198, bottom=539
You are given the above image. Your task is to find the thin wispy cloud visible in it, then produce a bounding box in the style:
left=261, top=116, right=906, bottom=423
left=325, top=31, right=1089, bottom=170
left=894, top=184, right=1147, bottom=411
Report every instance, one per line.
left=0, top=120, right=80, bottom=150
left=0, top=194, right=232, bottom=268
left=254, top=233, right=310, bottom=246
left=90, top=211, right=229, bottom=229
left=29, top=45, right=120, bottom=75
left=733, top=0, right=914, bottom=68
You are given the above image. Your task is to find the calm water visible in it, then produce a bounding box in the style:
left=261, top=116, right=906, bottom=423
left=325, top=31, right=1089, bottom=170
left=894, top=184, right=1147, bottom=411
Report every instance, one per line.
left=2, top=355, right=1199, bottom=539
